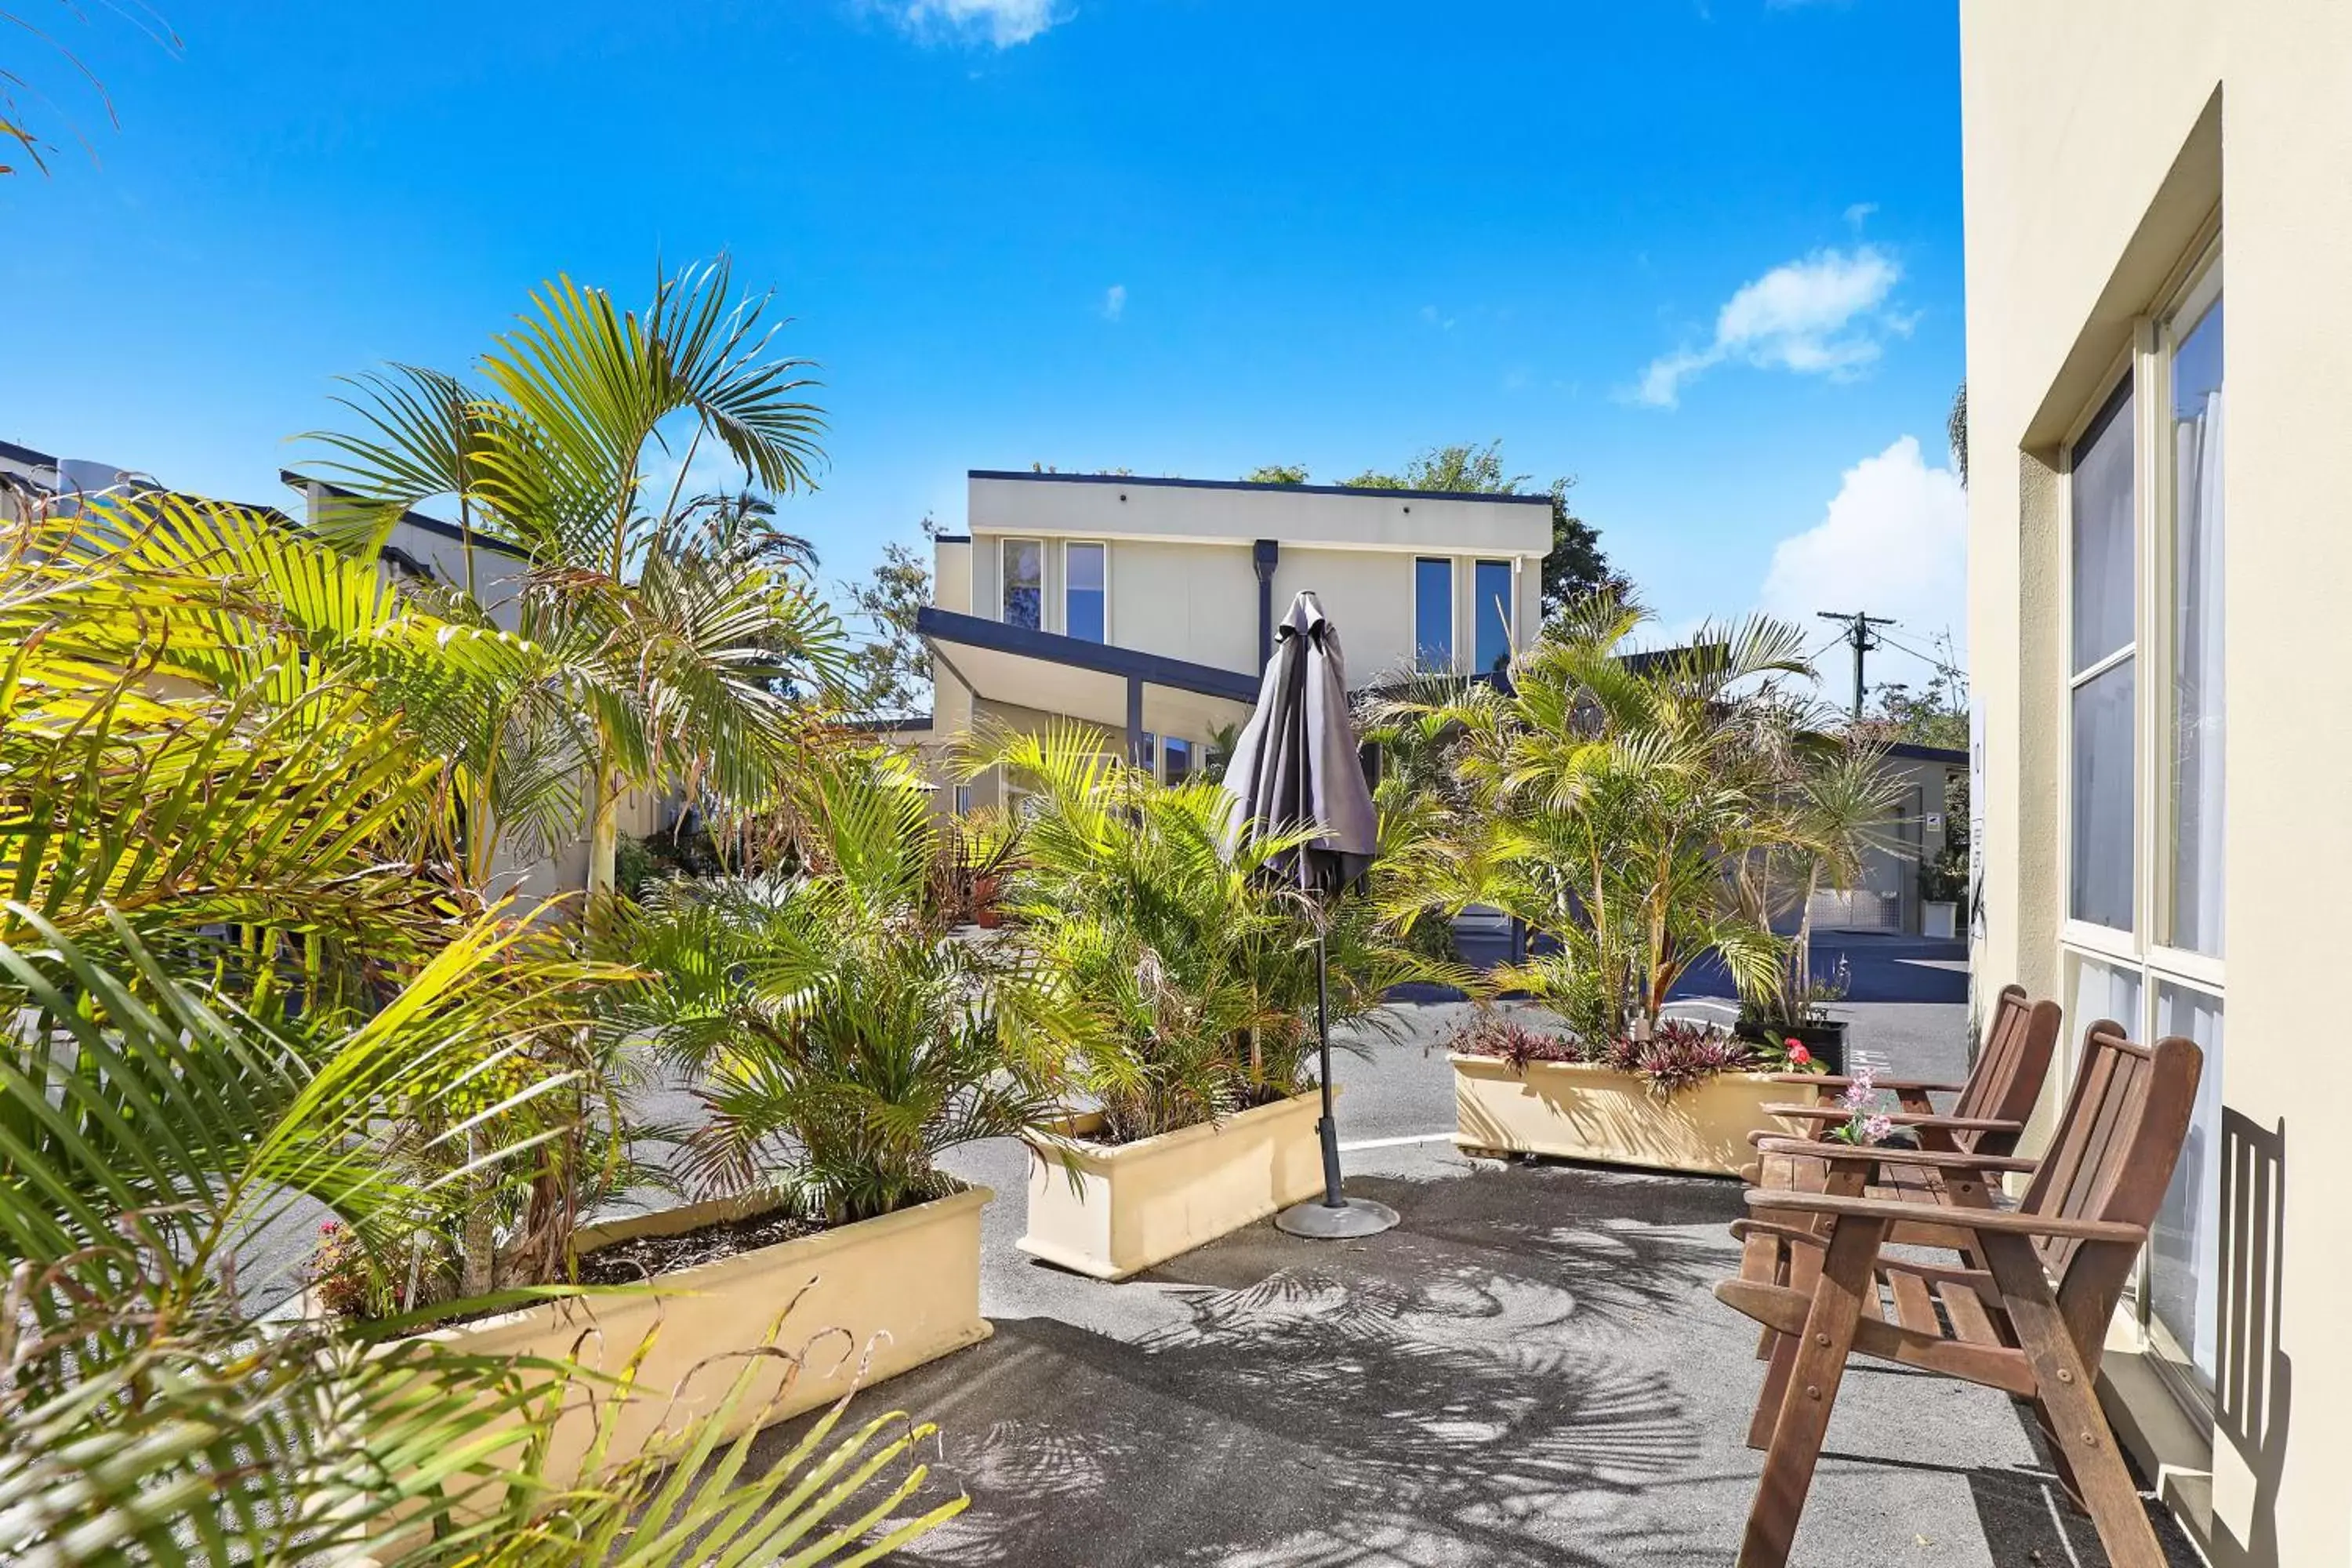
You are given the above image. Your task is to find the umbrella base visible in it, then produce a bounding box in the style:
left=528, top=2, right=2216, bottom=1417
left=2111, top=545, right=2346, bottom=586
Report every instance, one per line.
left=1273, top=1195, right=1401, bottom=1239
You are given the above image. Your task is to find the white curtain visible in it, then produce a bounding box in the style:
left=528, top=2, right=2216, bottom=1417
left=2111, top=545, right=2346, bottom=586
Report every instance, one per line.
left=2172, top=387, right=2225, bottom=955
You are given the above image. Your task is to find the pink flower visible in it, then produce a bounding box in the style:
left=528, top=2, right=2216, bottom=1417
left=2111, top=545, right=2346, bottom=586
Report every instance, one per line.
left=1863, top=1114, right=1895, bottom=1144
left=1787, top=1044, right=1811, bottom=1067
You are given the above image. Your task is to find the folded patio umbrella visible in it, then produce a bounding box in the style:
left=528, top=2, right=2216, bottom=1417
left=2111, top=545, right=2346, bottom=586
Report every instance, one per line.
left=1221, top=590, right=1399, bottom=1239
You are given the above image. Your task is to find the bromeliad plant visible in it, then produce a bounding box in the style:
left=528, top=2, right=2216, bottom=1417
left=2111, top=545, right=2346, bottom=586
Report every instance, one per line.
left=973, top=722, right=1433, bottom=1145
left=612, top=754, right=1070, bottom=1224
left=1446, top=1009, right=1761, bottom=1098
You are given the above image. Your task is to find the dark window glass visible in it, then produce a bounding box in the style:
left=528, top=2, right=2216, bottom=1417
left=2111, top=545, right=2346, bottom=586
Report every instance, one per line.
left=1474, top=560, right=1514, bottom=674
left=1003, top=539, right=1042, bottom=630
left=1066, top=542, right=1106, bottom=643
left=1414, top=557, right=1453, bottom=672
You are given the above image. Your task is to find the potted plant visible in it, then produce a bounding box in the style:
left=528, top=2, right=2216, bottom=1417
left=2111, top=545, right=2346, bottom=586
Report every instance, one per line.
left=406, top=756, right=1071, bottom=1476
left=1448, top=1011, right=1820, bottom=1177
left=979, top=723, right=1426, bottom=1280
left=1374, top=597, right=1806, bottom=1061
left=1732, top=954, right=1853, bottom=1075
left=1919, top=844, right=1967, bottom=940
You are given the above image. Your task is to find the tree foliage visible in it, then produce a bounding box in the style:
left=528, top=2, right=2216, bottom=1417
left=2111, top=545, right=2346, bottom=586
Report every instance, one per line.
left=839, top=521, right=937, bottom=718
left=304, top=257, right=853, bottom=912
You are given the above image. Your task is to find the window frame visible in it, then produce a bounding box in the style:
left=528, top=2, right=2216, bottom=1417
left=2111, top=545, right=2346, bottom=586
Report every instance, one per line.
left=1063, top=539, right=1109, bottom=644
left=1000, top=536, right=1044, bottom=630
left=2054, top=227, right=2224, bottom=1424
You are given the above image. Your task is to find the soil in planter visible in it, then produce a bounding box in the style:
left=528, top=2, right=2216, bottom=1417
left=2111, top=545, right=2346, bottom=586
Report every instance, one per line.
left=1082, top=1080, right=1312, bottom=1148
left=576, top=1209, right=826, bottom=1288
left=334, top=1210, right=833, bottom=1333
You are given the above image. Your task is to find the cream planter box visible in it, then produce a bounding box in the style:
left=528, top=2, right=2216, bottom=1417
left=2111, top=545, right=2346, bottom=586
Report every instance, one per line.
left=434, top=1184, right=993, bottom=1482
left=1451, top=1055, right=1815, bottom=1178
left=1019, top=1090, right=1327, bottom=1281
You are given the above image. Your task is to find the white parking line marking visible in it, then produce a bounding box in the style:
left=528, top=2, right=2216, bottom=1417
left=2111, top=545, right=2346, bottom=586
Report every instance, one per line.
left=1337, top=1132, right=1459, bottom=1152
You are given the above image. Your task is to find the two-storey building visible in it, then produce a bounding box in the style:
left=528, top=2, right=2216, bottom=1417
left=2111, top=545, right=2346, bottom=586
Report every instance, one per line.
left=913, top=469, right=1553, bottom=808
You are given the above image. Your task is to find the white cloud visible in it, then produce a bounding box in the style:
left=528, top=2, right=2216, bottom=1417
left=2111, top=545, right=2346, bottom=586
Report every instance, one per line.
left=890, top=0, right=1063, bottom=48
left=1100, top=283, right=1126, bottom=321
left=1759, top=435, right=1967, bottom=669
left=1631, top=245, right=1904, bottom=408
left=1842, top=201, right=1877, bottom=232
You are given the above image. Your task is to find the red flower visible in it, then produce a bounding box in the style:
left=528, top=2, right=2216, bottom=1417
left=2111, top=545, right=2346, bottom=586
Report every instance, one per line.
left=1787, top=1044, right=1811, bottom=1066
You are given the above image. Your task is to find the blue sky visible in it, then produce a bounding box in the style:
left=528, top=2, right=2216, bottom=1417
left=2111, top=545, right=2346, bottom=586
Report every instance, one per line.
left=2, top=0, right=1967, bottom=685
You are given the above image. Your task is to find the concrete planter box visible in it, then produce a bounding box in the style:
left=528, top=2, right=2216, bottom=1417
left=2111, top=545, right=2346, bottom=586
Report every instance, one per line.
left=1923, top=899, right=1959, bottom=939
left=1018, top=1090, right=1327, bottom=1280
left=431, top=1184, right=993, bottom=1483
left=1451, top=1055, right=1815, bottom=1178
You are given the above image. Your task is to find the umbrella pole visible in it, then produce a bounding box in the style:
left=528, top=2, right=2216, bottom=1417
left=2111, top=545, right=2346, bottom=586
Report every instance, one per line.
left=1274, top=907, right=1399, bottom=1240
left=1316, top=929, right=1344, bottom=1207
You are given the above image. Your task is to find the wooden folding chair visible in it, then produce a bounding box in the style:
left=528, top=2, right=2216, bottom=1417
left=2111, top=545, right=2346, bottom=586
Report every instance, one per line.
left=1714, top=1023, right=2203, bottom=1568
left=1734, top=985, right=2063, bottom=1435
left=1749, top=982, right=2061, bottom=1161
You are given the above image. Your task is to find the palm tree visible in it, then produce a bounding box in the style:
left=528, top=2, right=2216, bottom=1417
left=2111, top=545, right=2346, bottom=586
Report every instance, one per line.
left=1382, top=593, right=1835, bottom=1043
left=305, top=257, right=851, bottom=917
left=975, top=721, right=1432, bottom=1143
left=0, top=492, right=964, bottom=1562
left=612, top=751, right=1070, bottom=1223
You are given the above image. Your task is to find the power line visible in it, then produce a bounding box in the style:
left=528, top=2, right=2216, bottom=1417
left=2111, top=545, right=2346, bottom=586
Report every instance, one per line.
left=1815, top=609, right=1897, bottom=721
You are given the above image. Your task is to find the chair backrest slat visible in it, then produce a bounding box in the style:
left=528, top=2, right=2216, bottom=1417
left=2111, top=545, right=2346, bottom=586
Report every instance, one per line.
left=1951, top=985, right=2061, bottom=1154
left=2024, top=1024, right=2202, bottom=1286
left=1951, top=985, right=2026, bottom=1123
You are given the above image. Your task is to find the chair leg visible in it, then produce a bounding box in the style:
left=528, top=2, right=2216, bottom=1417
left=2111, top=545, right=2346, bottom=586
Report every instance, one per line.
left=2030, top=1395, right=2088, bottom=1512
left=1980, top=1236, right=2165, bottom=1568
left=1744, top=1163, right=1865, bottom=1445
left=1748, top=1324, right=1799, bottom=1449
left=1737, top=1215, right=1885, bottom=1568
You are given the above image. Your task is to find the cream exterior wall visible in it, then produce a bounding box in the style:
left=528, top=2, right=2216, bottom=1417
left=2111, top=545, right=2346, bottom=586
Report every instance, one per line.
left=959, top=475, right=1548, bottom=683
left=1962, top=4, right=2352, bottom=1563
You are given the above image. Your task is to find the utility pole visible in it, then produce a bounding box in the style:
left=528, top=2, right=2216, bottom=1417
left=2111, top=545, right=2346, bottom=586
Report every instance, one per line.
left=1817, top=610, right=1897, bottom=722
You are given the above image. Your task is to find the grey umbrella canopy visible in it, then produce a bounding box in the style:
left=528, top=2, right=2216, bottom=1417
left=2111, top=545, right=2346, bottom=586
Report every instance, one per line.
left=1221, top=591, right=1380, bottom=895
left=1221, top=590, right=1398, bottom=1240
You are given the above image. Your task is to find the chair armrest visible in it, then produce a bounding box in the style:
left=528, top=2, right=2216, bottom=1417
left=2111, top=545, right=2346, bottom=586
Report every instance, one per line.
left=1761, top=1105, right=2026, bottom=1135
left=1769, top=1073, right=1966, bottom=1094
left=1752, top=1138, right=2038, bottom=1174
left=1744, top=1186, right=2148, bottom=1244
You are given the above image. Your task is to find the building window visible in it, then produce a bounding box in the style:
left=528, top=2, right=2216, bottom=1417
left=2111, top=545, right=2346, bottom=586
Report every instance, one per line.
left=1473, top=560, right=1514, bottom=675
left=1065, top=541, right=1106, bottom=644
left=1162, top=736, right=1193, bottom=786
left=953, top=784, right=972, bottom=816
left=1002, top=538, right=1043, bottom=630
left=2067, top=378, right=2136, bottom=934
left=1414, top=557, right=1453, bottom=673
left=2166, top=292, right=2225, bottom=958
left=1136, top=731, right=1156, bottom=775
left=2058, top=243, right=2223, bottom=1416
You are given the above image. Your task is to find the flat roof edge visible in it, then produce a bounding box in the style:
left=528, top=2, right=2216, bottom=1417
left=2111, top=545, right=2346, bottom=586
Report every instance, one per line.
left=967, top=470, right=1555, bottom=507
